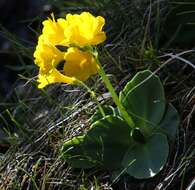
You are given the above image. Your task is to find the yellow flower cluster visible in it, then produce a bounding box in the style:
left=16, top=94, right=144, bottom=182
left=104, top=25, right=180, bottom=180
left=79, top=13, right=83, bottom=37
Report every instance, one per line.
left=34, top=12, right=106, bottom=88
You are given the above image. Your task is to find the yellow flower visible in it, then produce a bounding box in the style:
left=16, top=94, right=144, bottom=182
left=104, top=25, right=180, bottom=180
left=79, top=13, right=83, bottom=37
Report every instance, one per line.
left=33, top=36, right=64, bottom=73
left=37, top=12, right=106, bottom=47
left=37, top=68, right=76, bottom=89
left=36, top=47, right=99, bottom=88
left=64, top=47, right=99, bottom=81
left=64, top=12, right=106, bottom=46
left=41, top=14, right=67, bottom=46
left=33, top=12, right=105, bottom=88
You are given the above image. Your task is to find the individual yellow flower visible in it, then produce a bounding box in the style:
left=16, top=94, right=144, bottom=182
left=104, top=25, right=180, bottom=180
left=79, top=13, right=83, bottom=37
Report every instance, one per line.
left=41, top=14, right=67, bottom=46
left=37, top=68, right=76, bottom=89
left=33, top=36, right=64, bottom=73
left=63, top=47, right=99, bottom=81
left=63, top=12, right=106, bottom=46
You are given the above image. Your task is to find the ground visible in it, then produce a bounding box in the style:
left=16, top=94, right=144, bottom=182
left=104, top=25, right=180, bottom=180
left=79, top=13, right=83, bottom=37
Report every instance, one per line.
left=0, top=0, right=195, bottom=190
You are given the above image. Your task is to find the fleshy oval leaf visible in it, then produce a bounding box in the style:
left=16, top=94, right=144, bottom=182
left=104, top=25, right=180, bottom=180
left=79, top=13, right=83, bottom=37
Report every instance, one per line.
left=122, top=133, right=169, bottom=179
left=159, top=103, right=179, bottom=140
left=83, top=115, right=132, bottom=170
left=61, top=136, right=96, bottom=168
left=119, top=70, right=165, bottom=128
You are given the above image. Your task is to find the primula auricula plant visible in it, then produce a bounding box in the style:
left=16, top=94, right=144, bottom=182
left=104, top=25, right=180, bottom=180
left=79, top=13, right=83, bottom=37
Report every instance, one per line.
left=33, top=12, right=179, bottom=179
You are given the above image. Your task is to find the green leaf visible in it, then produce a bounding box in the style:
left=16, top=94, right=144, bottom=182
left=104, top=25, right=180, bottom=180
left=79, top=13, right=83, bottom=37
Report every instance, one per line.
left=90, top=105, right=116, bottom=124
left=61, top=136, right=96, bottom=168
left=122, top=133, right=169, bottom=179
left=159, top=104, right=179, bottom=140
left=119, top=70, right=165, bottom=129
left=83, top=115, right=132, bottom=170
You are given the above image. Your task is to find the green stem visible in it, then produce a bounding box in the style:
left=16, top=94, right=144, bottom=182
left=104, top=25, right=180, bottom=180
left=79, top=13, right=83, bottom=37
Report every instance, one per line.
left=96, top=57, right=135, bottom=128
left=76, top=79, right=105, bottom=117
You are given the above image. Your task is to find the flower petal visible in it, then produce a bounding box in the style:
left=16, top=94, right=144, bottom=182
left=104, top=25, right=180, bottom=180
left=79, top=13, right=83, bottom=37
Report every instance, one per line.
left=37, top=68, right=76, bottom=88
left=63, top=47, right=99, bottom=81
left=64, top=12, right=106, bottom=46
left=33, top=37, right=64, bottom=73
left=41, top=14, right=67, bottom=46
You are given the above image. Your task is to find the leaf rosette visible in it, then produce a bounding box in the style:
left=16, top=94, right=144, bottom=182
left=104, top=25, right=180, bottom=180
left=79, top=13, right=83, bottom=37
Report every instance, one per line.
left=62, top=70, right=179, bottom=179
